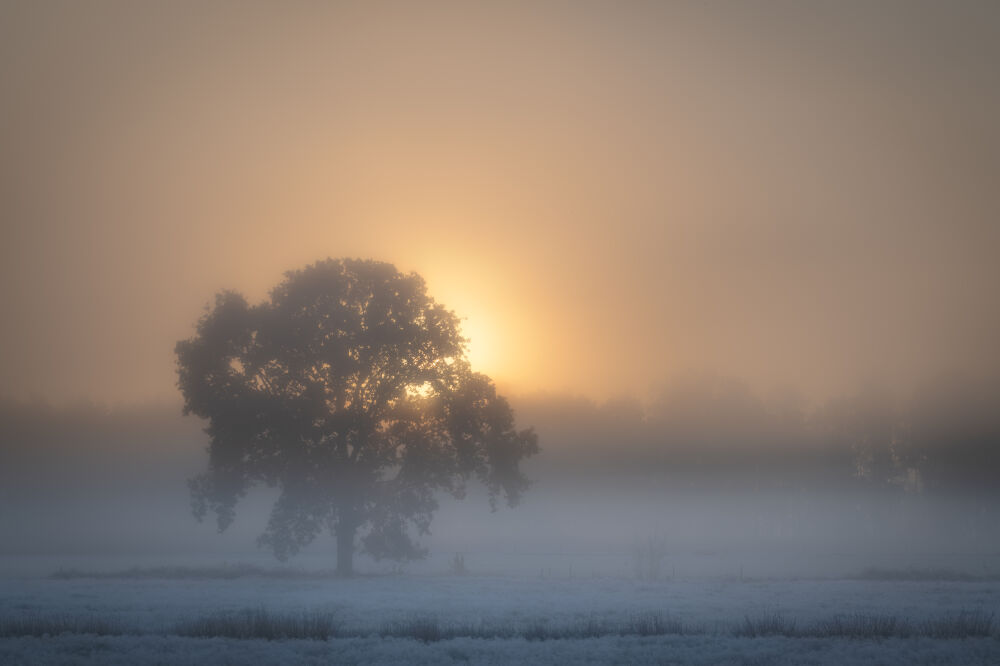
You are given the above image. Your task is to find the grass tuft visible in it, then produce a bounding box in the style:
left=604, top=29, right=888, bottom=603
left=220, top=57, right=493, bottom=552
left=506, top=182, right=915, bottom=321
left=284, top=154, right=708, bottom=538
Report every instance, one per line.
left=520, top=619, right=551, bottom=641
left=921, top=611, right=994, bottom=638
left=735, top=612, right=797, bottom=637
left=3, top=608, right=994, bottom=642
left=0, top=614, right=130, bottom=637
left=623, top=612, right=685, bottom=636
left=812, top=613, right=907, bottom=638
left=379, top=616, right=444, bottom=643
left=173, top=608, right=337, bottom=641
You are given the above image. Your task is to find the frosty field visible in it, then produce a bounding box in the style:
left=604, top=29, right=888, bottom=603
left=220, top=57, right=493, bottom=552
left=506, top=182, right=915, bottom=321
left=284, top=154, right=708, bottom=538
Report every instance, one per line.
left=2, top=568, right=999, bottom=665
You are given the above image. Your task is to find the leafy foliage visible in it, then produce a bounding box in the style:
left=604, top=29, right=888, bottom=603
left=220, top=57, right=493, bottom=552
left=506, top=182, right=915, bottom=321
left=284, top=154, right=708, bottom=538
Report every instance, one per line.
left=176, top=259, right=537, bottom=569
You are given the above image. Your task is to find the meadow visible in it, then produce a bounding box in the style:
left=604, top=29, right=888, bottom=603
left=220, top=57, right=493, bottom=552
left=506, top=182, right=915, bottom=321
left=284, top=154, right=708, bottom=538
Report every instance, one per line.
left=2, top=563, right=998, bottom=665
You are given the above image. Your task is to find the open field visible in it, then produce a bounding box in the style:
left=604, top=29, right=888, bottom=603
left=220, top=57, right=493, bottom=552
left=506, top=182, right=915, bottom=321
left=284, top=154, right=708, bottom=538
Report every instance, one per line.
left=2, top=568, right=999, bottom=664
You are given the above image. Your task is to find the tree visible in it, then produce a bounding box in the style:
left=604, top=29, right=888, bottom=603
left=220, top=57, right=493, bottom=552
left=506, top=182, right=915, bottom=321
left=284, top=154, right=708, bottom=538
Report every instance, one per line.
left=176, top=258, right=538, bottom=575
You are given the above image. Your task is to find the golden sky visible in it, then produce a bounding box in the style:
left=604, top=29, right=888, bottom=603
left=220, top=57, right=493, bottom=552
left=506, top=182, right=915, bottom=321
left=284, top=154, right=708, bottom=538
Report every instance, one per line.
left=2, top=1, right=999, bottom=404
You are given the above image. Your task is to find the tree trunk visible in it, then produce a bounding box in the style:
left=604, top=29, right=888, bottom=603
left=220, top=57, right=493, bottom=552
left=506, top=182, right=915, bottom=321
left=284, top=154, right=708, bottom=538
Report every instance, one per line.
left=335, top=515, right=357, bottom=577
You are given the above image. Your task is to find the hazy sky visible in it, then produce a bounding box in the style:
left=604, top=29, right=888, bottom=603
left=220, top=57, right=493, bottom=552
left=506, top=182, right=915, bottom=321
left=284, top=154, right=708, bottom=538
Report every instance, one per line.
left=2, top=0, right=999, bottom=404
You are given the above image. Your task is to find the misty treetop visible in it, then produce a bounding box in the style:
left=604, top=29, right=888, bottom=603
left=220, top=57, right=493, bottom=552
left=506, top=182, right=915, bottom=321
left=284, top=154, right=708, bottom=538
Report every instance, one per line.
left=175, top=258, right=538, bottom=575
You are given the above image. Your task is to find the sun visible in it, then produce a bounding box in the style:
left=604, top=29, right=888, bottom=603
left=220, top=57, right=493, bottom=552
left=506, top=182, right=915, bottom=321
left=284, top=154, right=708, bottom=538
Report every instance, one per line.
left=460, top=312, right=497, bottom=374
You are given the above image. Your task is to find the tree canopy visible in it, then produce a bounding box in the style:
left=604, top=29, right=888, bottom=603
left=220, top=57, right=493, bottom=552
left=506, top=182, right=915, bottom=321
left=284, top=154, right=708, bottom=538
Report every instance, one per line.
left=176, top=258, right=538, bottom=574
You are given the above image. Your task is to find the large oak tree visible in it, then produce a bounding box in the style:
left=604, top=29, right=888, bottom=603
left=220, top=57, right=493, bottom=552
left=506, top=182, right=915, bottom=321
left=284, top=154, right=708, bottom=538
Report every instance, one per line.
left=176, top=258, right=538, bottom=575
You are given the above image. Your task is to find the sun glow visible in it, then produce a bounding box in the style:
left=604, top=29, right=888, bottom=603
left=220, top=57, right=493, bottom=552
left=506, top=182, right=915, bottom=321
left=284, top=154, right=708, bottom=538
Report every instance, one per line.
left=460, top=312, right=498, bottom=375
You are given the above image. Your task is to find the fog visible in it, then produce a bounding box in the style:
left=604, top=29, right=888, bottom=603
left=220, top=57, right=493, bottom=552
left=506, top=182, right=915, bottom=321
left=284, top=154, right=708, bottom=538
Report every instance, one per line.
left=3, top=374, right=998, bottom=578
left=2, top=4, right=1000, bottom=661
left=2, top=1, right=1000, bottom=404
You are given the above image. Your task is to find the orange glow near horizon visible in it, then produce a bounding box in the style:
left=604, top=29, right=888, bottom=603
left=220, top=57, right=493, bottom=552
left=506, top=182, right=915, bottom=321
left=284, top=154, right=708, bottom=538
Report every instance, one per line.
left=2, top=2, right=999, bottom=405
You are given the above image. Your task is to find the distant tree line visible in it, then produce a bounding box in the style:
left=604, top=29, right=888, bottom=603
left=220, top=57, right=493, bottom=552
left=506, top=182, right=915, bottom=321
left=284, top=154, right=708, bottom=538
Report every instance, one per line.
left=516, top=374, right=1000, bottom=496
left=2, top=374, right=998, bottom=500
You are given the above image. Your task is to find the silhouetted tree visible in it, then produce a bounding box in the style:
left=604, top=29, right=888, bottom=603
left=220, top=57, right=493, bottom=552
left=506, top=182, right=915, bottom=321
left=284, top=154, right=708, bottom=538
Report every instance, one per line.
left=176, top=259, right=538, bottom=575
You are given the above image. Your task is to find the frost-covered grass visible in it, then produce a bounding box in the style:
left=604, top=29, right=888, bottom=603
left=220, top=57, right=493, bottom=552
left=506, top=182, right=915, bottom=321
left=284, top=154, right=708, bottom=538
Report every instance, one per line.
left=5, top=608, right=991, bottom=642
left=734, top=611, right=797, bottom=637
left=3, top=633, right=1000, bottom=666
left=922, top=610, right=996, bottom=639
left=2, top=571, right=999, bottom=664
left=811, top=613, right=902, bottom=639
left=732, top=610, right=995, bottom=640
left=0, top=614, right=133, bottom=638
left=375, top=611, right=692, bottom=642
left=174, top=608, right=338, bottom=641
